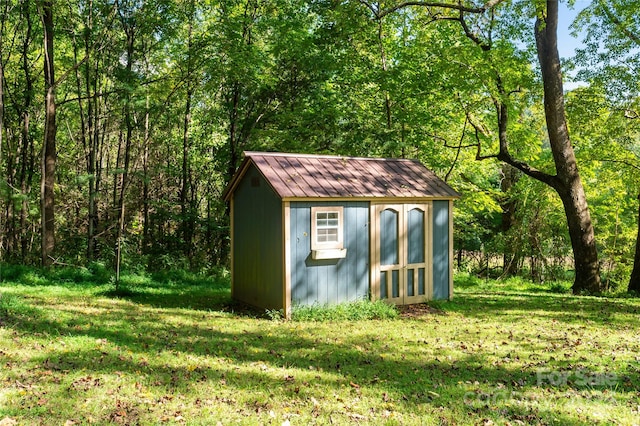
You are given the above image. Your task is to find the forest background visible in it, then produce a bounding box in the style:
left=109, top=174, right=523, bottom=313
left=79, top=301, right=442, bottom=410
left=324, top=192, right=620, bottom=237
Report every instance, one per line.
left=1, top=0, right=639, bottom=293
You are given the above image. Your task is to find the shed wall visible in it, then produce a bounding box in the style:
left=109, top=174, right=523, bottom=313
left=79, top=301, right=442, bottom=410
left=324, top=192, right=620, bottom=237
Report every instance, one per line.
left=290, top=201, right=369, bottom=306
left=432, top=200, right=450, bottom=299
left=232, top=164, right=283, bottom=309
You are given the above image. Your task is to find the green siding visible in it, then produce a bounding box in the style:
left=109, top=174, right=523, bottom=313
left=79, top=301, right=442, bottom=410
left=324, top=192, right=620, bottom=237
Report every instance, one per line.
left=290, top=201, right=369, bottom=306
left=232, top=164, right=283, bottom=310
left=432, top=200, right=450, bottom=300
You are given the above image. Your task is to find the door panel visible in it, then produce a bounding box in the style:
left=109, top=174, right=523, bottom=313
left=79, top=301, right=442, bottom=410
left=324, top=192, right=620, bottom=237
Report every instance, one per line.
left=377, top=205, right=403, bottom=304
left=380, top=208, right=399, bottom=266
left=405, top=205, right=429, bottom=304
left=372, top=203, right=430, bottom=304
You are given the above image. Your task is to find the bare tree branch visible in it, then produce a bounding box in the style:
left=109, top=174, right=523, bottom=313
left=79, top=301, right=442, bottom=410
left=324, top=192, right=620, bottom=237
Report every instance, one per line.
left=361, top=0, right=507, bottom=20
left=596, top=158, right=640, bottom=172
left=458, top=8, right=490, bottom=50
left=444, top=117, right=468, bottom=181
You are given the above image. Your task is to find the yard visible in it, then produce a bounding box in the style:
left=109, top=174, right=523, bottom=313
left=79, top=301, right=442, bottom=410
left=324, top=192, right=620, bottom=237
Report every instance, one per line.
left=1, top=268, right=639, bottom=425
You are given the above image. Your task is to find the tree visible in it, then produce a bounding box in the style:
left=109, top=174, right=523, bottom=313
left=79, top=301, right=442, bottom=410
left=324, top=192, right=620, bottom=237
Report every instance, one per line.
left=0, top=0, right=40, bottom=263
left=574, top=0, right=640, bottom=292
left=532, top=0, right=601, bottom=293
left=364, top=0, right=603, bottom=293
left=0, top=4, right=5, bottom=257
left=41, top=0, right=56, bottom=267
left=631, top=192, right=640, bottom=293
left=68, top=0, right=118, bottom=261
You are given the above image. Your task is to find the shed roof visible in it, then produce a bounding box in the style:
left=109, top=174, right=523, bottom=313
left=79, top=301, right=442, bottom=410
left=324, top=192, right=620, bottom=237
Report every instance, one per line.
left=224, top=151, right=460, bottom=200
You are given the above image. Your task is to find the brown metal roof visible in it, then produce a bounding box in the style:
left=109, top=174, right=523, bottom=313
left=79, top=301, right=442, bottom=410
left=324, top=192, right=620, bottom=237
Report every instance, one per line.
left=225, top=151, right=460, bottom=200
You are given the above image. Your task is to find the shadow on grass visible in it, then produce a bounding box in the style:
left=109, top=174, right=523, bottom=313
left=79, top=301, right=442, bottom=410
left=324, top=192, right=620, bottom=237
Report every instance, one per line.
left=3, top=293, right=629, bottom=426
left=101, top=286, right=235, bottom=313
left=3, top=266, right=640, bottom=423
left=438, top=292, right=640, bottom=326
left=0, top=263, right=243, bottom=313
left=454, top=273, right=573, bottom=294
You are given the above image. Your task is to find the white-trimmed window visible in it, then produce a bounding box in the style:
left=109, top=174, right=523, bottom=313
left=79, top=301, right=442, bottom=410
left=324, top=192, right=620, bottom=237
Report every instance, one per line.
left=311, top=206, right=344, bottom=250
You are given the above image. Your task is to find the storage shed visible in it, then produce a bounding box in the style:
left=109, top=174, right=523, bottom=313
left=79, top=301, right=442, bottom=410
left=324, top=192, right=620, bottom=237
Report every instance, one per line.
left=223, top=151, right=460, bottom=315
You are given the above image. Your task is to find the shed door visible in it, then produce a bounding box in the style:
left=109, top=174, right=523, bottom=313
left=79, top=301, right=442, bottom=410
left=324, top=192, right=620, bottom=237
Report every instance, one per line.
left=372, top=204, right=431, bottom=304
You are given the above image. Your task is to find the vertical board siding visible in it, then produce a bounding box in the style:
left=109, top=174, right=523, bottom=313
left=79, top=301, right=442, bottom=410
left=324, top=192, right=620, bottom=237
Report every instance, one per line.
left=232, top=164, right=283, bottom=309
left=290, top=201, right=369, bottom=306
left=432, top=200, right=450, bottom=300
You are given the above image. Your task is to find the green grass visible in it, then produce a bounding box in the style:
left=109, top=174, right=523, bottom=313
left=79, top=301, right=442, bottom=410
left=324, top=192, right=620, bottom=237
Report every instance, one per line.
left=1, top=266, right=639, bottom=425
left=291, top=299, right=399, bottom=321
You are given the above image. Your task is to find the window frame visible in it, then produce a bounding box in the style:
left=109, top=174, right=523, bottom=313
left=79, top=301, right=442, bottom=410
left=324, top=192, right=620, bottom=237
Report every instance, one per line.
left=311, top=206, right=344, bottom=251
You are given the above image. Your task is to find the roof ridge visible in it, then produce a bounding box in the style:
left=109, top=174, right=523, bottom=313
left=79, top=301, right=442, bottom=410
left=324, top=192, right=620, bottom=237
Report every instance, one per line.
left=243, top=151, right=420, bottom=163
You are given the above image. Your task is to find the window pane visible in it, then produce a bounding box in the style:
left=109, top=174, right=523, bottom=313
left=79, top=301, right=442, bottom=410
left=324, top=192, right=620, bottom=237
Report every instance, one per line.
left=380, top=271, right=387, bottom=299
left=316, top=210, right=340, bottom=245
left=407, top=269, right=414, bottom=296
left=317, top=228, right=338, bottom=242
left=408, top=208, right=425, bottom=264
left=380, top=209, right=399, bottom=265
left=392, top=270, right=399, bottom=298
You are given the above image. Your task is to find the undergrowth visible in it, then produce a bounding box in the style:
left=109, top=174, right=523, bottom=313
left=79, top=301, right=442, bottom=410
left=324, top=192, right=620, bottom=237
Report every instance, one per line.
left=290, top=299, right=399, bottom=321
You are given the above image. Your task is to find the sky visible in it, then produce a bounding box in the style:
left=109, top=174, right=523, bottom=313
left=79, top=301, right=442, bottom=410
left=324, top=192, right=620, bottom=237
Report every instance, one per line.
left=557, top=1, right=592, bottom=88
left=557, top=1, right=590, bottom=60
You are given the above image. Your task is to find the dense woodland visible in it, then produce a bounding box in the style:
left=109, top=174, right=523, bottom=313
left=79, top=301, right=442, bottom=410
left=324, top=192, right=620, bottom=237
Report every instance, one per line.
left=0, top=0, right=639, bottom=292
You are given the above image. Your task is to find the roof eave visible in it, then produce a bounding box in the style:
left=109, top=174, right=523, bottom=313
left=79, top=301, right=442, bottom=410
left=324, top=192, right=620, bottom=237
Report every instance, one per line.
left=222, top=156, right=253, bottom=202
left=281, top=195, right=461, bottom=202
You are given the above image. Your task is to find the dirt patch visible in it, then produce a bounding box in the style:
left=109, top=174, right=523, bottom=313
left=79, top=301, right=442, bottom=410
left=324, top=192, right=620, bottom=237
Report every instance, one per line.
left=399, top=303, right=446, bottom=319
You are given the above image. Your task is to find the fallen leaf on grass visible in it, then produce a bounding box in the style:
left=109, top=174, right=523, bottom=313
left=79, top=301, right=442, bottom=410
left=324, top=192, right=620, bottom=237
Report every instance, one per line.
left=0, top=418, right=17, bottom=426
left=346, top=412, right=366, bottom=420
left=70, top=376, right=101, bottom=391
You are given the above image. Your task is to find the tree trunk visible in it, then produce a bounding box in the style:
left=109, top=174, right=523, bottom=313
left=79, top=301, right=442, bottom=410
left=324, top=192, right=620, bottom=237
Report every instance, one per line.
left=79, top=2, right=100, bottom=261
left=534, top=0, right=601, bottom=293
left=628, top=193, right=640, bottom=293
left=41, top=0, right=56, bottom=267
left=226, top=82, right=241, bottom=186
left=115, top=25, right=135, bottom=287
left=0, top=0, right=8, bottom=263
left=142, top=93, right=150, bottom=253
left=377, top=20, right=392, bottom=131
left=181, top=9, right=194, bottom=261
left=18, top=1, right=34, bottom=262
left=500, top=164, right=520, bottom=276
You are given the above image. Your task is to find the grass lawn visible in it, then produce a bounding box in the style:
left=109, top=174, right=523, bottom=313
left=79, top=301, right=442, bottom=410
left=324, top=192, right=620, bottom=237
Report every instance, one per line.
left=1, top=267, right=639, bottom=425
